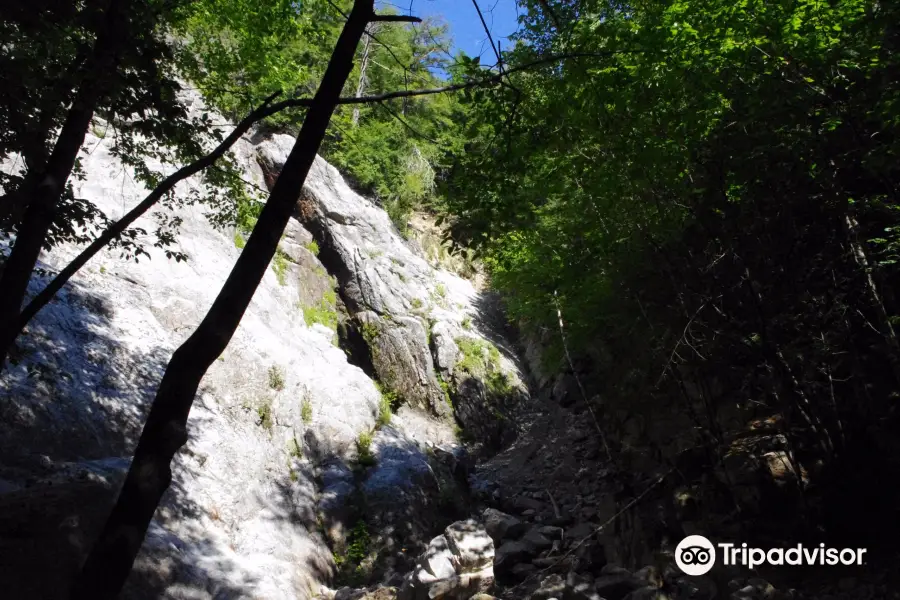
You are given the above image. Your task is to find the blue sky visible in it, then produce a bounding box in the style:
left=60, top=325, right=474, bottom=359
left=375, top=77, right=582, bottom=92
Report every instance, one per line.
left=381, top=0, right=521, bottom=59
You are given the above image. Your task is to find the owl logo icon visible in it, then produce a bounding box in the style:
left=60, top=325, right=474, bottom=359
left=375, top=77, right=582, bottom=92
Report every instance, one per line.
left=676, top=535, right=716, bottom=576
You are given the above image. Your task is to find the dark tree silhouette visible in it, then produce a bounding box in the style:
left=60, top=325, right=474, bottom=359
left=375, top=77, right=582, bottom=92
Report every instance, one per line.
left=0, top=0, right=127, bottom=368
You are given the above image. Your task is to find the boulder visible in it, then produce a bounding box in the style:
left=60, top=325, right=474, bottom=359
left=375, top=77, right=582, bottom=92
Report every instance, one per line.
left=399, top=520, right=495, bottom=600
left=482, top=508, right=528, bottom=544
left=431, top=321, right=460, bottom=375
left=493, top=540, right=535, bottom=575
left=521, top=529, right=554, bottom=553
left=444, top=520, right=495, bottom=571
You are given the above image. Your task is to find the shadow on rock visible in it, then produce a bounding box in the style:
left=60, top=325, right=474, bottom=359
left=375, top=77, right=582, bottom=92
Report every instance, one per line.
left=0, top=279, right=255, bottom=599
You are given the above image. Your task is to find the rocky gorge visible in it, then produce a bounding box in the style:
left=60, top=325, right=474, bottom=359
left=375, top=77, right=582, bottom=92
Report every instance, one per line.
left=0, top=92, right=890, bottom=600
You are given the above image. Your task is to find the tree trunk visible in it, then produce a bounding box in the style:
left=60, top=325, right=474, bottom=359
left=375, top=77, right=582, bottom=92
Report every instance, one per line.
left=0, top=0, right=127, bottom=368
left=68, top=2, right=374, bottom=598
left=844, top=213, right=900, bottom=384
left=351, top=24, right=377, bottom=126
left=1, top=93, right=281, bottom=373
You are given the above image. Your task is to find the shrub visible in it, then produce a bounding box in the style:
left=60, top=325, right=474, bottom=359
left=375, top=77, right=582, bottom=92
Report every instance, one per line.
left=268, top=365, right=285, bottom=391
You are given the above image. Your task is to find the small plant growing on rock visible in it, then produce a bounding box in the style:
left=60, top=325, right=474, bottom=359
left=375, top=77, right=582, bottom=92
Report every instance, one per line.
left=90, top=120, right=108, bottom=138
left=461, top=315, right=472, bottom=330
left=334, top=520, right=372, bottom=586
left=271, top=249, right=291, bottom=286
left=356, top=431, right=376, bottom=466
left=360, top=321, right=380, bottom=344
left=455, top=338, right=511, bottom=396
left=304, top=239, right=320, bottom=255
left=430, top=283, right=449, bottom=308
left=378, top=395, right=392, bottom=427
left=234, top=231, right=246, bottom=249
left=300, top=398, right=313, bottom=423
left=437, top=374, right=453, bottom=409
left=256, top=401, right=273, bottom=431
left=410, top=297, right=423, bottom=310
left=268, top=365, right=285, bottom=391
left=303, top=301, right=338, bottom=330
left=288, top=434, right=303, bottom=458
left=375, top=383, right=400, bottom=427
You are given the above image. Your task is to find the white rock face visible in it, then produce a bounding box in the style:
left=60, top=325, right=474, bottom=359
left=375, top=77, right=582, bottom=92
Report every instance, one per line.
left=0, top=89, right=523, bottom=599
left=257, top=133, right=528, bottom=437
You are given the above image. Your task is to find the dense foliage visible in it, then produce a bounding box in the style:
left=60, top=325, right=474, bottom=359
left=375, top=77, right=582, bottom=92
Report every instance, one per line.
left=444, top=0, right=900, bottom=542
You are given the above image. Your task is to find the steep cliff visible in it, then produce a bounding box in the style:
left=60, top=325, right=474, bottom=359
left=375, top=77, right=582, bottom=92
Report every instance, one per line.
left=0, top=92, right=526, bottom=599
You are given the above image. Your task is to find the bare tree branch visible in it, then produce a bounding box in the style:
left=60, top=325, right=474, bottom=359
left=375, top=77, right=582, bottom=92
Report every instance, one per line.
left=471, top=0, right=503, bottom=73
left=371, top=14, right=421, bottom=22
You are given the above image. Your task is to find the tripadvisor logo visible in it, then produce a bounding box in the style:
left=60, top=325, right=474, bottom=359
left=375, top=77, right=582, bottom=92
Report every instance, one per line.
left=676, top=535, right=716, bottom=576
left=675, top=535, right=868, bottom=576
